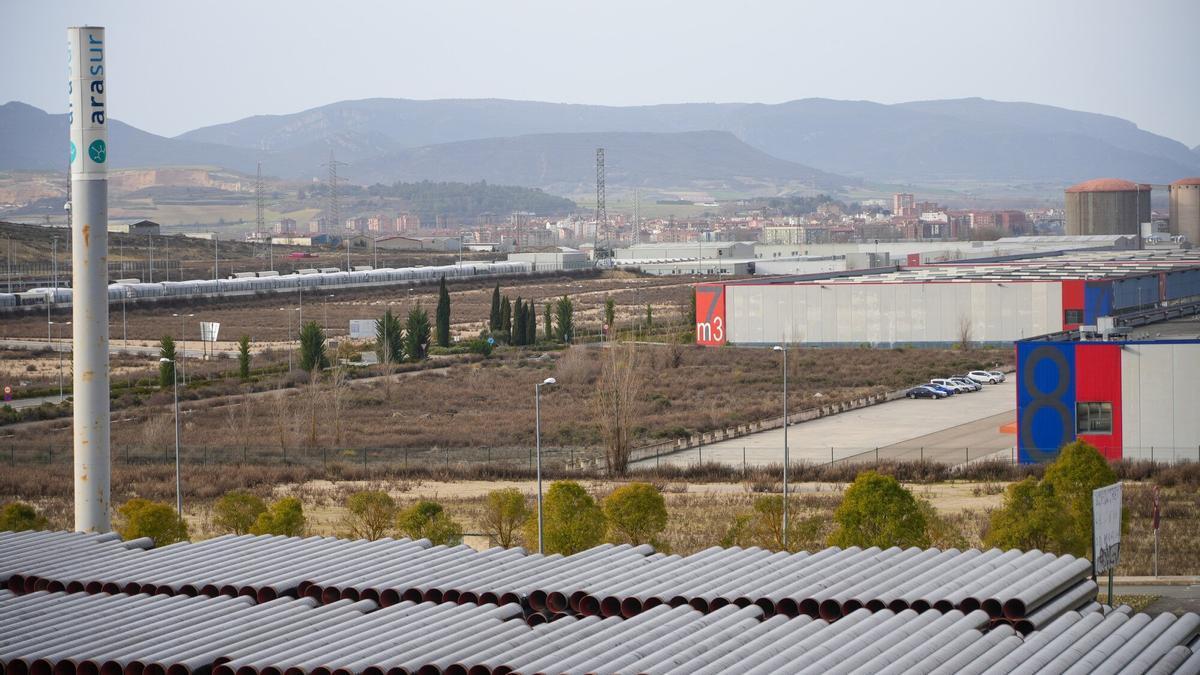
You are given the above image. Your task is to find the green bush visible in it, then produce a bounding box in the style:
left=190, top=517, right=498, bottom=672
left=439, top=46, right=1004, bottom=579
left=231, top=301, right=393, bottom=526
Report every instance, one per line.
left=344, top=491, right=397, bottom=541
left=828, top=471, right=929, bottom=549
left=397, top=500, right=462, bottom=546
left=481, top=488, right=530, bottom=548
left=984, top=477, right=1077, bottom=553
left=525, top=481, right=604, bottom=554
left=603, top=483, right=668, bottom=547
left=983, top=440, right=1120, bottom=556
left=721, top=495, right=823, bottom=552
left=117, top=498, right=188, bottom=545
left=0, top=502, right=49, bottom=532
left=212, top=491, right=266, bottom=535
left=249, top=497, right=306, bottom=537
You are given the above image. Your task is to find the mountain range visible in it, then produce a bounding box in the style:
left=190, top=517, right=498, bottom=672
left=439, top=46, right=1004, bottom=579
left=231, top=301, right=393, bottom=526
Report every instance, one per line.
left=3, top=97, right=1198, bottom=192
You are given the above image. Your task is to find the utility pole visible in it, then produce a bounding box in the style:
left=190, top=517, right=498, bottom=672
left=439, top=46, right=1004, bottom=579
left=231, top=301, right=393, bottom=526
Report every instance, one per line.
left=213, top=237, right=218, bottom=280
left=255, top=160, right=266, bottom=258
left=148, top=234, right=153, bottom=283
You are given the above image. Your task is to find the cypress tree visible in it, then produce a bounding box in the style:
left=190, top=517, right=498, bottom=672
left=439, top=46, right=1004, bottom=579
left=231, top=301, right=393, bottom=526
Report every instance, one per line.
left=544, top=303, right=553, bottom=342
left=501, top=296, right=512, bottom=342
left=514, top=297, right=526, bottom=346
left=528, top=305, right=537, bottom=345
left=436, top=276, right=451, bottom=348
left=489, top=284, right=501, bottom=331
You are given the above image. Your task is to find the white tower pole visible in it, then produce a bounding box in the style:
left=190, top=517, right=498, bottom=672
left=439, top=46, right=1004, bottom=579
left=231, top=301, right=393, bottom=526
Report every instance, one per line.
left=68, top=25, right=111, bottom=532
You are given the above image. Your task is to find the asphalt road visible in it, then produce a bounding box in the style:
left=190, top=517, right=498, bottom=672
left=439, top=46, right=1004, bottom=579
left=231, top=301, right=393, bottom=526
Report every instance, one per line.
left=631, top=380, right=1017, bottom=469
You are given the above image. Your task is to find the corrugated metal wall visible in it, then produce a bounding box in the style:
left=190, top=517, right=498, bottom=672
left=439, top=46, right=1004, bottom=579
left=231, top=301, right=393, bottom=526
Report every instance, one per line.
left=1122, top=343, right=1200, bottom=458
left=727, top=282, right=1062, bottom=346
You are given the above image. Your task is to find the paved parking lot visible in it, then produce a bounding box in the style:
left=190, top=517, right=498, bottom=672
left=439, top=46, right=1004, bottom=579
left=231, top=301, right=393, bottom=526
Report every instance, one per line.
left=632, top=379, right=1016, bottom=469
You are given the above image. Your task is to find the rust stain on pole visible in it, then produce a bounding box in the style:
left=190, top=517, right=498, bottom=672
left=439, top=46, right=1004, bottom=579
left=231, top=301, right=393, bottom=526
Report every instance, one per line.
left=82, top=223, right=91, bottom=248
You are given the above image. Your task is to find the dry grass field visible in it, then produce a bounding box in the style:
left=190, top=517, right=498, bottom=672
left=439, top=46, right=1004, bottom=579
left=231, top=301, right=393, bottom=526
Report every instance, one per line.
left=3, top=460, right=1197, bottom=576
left=0, top=344, right=1011, bottom=460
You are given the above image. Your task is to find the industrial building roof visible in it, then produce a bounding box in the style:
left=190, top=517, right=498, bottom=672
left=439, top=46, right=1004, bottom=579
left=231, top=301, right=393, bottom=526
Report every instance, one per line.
left=743, top=250, right=1200, bottom=286
left=1171, top=177, right=1200, bottom=187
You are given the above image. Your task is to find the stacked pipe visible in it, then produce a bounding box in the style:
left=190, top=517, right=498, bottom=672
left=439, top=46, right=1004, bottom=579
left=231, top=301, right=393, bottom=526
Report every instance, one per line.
left=5, top=532, right=1102, bottom=630
left=3, top=590, right=1199, bottom=674
left=1, top=530, right=153, bottom=591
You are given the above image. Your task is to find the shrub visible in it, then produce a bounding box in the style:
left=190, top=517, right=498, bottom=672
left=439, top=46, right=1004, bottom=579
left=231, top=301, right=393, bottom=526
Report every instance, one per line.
left=525, top=481, right=604, bottom=555
left=828, top=471, right=929, bottom=548
left=344, top=490, right=397, bottom=541
left=0, top=502, right=49, bottom=532
left=722, top=495, right=824, bottom=552
left=1044, top=440, right=1121, bottom=556
left=405, top=306, right=432, bottom=361
left=250, top=496, right=306, bottom=537
left=603, top=483, right=668, bottom=547
left=481, top=488, right=530, bottom=548
left=117, top=498, right=188, bottom=545
left=983, top=477, right=1078, bottom=553
left=397, top=500, right=462, bottom=546
left=159, top=336, right=176, bottom=387
left=212, top=491, right=266, bottom=535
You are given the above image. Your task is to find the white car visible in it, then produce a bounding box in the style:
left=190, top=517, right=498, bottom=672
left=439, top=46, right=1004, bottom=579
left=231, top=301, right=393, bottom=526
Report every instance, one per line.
left=930, top=378, right=972, bottom=394
left=968, top=370, right=1001, bottom=384
left=949, top=377, right=982, bottom=392
left=989, top=370, right=1006, bottom=382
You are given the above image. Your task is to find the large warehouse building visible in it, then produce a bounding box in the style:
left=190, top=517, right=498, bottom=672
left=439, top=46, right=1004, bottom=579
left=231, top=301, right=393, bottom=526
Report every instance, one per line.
left=695, top=250, right=1200, bottom=347
left=1016, top=331, right=1200, bottom=464
left=1064, top=178, right=1151, bottom=239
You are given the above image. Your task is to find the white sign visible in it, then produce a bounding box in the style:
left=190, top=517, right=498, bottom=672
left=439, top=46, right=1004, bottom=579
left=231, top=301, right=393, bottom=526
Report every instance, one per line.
left=1093, top=482, right=1122, bottom=574
left=68, top=26, right=107, bottom=180
left=349, top=320, right=375, bottom=340
left=200, top=322, right=221, bottom=343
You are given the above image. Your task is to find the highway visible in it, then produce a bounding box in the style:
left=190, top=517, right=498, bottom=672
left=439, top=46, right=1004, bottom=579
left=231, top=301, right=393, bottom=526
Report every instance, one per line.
left=0, top=338, right=236, bottom=359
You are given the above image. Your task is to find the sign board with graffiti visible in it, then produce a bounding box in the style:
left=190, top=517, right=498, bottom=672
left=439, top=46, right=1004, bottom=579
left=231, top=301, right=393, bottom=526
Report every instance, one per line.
left=1093, top=482, right=1122, bottom=574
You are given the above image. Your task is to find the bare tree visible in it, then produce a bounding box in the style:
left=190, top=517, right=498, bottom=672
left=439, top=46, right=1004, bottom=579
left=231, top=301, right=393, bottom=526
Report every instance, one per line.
left=592, top=343, right=644, bottom=475
left=141, top=412, right=173, bottom=460
left=328, top=366, right=351, bottom=446
left=958, top=316, right=974, bottom=350
left=271, top=386, right=290, bottom=456
left=304, top=371, right=323, bottom=449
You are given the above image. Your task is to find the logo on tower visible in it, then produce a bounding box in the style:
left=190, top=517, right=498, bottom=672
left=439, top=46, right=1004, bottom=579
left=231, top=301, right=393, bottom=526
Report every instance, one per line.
left=88, top=139, right=106, bottom=164
left=70, top=141, right=77, bottom=164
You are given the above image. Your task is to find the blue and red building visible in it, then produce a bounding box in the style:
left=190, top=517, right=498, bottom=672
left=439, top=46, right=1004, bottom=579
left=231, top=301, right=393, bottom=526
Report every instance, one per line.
left=1016, top=337, right=1200, bottom=463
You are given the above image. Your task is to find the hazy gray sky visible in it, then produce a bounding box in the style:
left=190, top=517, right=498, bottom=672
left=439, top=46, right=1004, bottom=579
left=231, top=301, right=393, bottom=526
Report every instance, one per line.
left=4, top=0, right=1198, bottom=146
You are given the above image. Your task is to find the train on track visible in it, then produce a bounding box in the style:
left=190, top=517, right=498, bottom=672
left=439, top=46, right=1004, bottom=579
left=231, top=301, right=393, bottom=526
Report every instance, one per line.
left=0, top=261, right=534, bottom=309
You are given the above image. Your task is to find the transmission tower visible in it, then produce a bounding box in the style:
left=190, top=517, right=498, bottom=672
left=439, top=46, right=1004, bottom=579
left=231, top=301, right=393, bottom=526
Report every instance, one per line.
left=255, top=161, right=266, bottom=235
left=593, top=147, right=607, bottom=258
left=633, top=188, right=640, bottom=245
left=323, top=149, right=347, bottom=234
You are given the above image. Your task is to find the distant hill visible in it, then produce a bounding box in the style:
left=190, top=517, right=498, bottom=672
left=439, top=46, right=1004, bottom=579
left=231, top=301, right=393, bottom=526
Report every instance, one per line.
left=362, top=181, right=577, bottom=223
left=347, top=131, right=845, bottom=191
left=177, top=97, right=1200, bottom=184
left=0, top=101, right=258, bottom=173
left=6, top=96, right=1200, bottom=188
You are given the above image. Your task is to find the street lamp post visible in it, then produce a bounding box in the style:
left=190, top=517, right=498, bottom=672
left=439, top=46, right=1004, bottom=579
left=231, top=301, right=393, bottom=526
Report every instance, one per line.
left=535, top=377, right=557, bottom=554
left=160, top=357, right=182, bottom=517
left=50, top=321, right=71, bottom=400
left=773, top=345, right=789, bottom=549
left=173, top=313, right=193, bottom=384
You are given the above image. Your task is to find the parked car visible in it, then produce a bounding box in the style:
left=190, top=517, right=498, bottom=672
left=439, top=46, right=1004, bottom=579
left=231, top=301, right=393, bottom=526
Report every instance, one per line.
left=968, top=370, right=1001, bottom=384
left=924, top=383, right=956, bottom=396
left=950, top=377, right=982, bottom=392
left=906, top=385, right=947, bottom=399
left=989, top=370, right=1007, bottom=382
left=931, top=378, right=972, bottom=394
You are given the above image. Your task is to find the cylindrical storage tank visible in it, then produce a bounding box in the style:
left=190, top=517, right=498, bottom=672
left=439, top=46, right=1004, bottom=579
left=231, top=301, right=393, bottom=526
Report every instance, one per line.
left=1169, top=177, right=1200, bottom=245
left=1064, top=178, right=1151, bottom=242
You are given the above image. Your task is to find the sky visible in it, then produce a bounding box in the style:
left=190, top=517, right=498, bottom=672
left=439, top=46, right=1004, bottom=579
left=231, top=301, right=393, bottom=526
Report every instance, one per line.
left=3, top=0, right=1199, bottom=147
